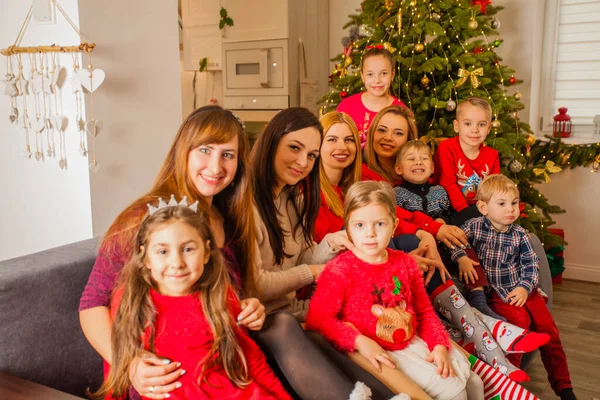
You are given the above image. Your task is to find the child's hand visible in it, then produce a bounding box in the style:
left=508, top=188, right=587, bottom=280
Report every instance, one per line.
left=309, top=264, right=325, bottom=281
left=426, top=345, right=455, bottom=378
left=507, top=286, right=528, bottom=307
left=238, top=297, right=266, bottom=331
left=458, top=257, right=479, bottom=285
left=325, top=230, right=355, bottom=252
left=436, top=224, right=469, bottom=249
left=354, top=334, right=396, bottom=372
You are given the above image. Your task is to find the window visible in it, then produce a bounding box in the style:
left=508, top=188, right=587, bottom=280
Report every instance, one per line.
left=538, top=0, right=600, bottom=137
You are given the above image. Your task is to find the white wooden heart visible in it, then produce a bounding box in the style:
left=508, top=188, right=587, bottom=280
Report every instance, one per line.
left=85, top=119, right=103, bottom=137
left=77, top=69, right=105, bottom=93
left=54, top=115, right=67, bottom=132
left=31, top=74, right=44, bottom=94
left=33, top=118, right=46, bottom=133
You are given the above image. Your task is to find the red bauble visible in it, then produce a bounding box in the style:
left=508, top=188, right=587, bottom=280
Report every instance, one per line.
left=340, top=90, right=348, bottom=99
left=472, top=47, right=484, bottom=54
left=509, top=76, right=517, bottom=85
left=471, top=0, right=491, bottom=14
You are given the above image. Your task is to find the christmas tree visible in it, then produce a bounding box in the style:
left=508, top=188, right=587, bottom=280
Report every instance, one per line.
left=321, top=0, right=600, bottom=249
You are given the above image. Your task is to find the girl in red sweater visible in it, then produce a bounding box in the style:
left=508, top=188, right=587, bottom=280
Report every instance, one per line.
left=95, top=201, right=291, bottom=400
left=307, top=181, right=484, bottom=400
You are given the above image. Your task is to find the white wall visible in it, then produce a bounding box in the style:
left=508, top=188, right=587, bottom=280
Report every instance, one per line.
left=0, top=0, right=93, bottom=261
left=78, top=0, right=183, bottom=236
left=327, top=0, right=600, bottom=280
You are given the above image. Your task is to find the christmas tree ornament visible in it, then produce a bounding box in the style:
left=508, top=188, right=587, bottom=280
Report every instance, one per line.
left=491, top=120, right=501, bottom=129
left=340, top=90, right=348, bottom=99
left=525, top=145, right=531, bottom=158
left=382, top=42, right=397, bottom=53
left=397, top=10, right=403, bottom=33
left=385, top=0, right=394, bottom=11
left=509, top=160, right=523, bottom=173
left=472, top=47, right=484, bottom=54
left=359, top=24, right=374, bottom=37
left=432, top=12, right=441, bottom=22
left=468, top=18, right=479, bottom=30
left=493, top=39, right=501, bottom=47
left=446, top=99, right=456, bottom=111
left=491, top=18, right=501, bottom=29
left=421, top=75, right=430, bottom=86
left=471, top=0, right=492, bottom=14
left=414, top=43, right=424, bottom=53
left=534, top=161, right=562, bottom=183
left=455, top=68, right=484, bottom=89
left=509, top=76, right=517, bottom=85
left=514, top=91, right=522, bottom=100
left=525, top=134, right=536, bottom=146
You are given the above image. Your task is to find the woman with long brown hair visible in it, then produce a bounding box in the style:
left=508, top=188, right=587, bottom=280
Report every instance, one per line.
left=79, top=105, right=266, bottom=399
left=249, top=107, right=403, bottom=400
left=94, top=204, right=291, bottom=399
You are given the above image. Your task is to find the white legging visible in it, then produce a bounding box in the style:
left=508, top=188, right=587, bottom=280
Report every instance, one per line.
left=387, top=337, right=484, bottom=400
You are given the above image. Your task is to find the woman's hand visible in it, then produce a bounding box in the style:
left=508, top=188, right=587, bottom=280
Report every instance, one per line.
left=426, top=345, right=455, bottom=379
left=354, top=334, right=396, bottom=372
left=129, top=354, right=185, bottom=399
left=325, top=230, right=355, bottom=252
left=414, top=231, right=450, bottom=284
left=238, top=298, right=266, bottom=331
left=309, top=264, right=325, bottom=281
left=436, top=224, right=469, bottom=249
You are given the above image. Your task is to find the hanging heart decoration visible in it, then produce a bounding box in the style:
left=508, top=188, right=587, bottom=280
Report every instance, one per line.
left=59, top=158, right=67, bottom=169
left=31, top=74, right=44, bottom=94
left=35, top=151, right=43, bottom=161
left=85, top=119, right=103, bottom=137
left=69, top=73, right=81, bottom=93
left=34, top=118, right=46, bottom=133
left=54, top=115, right=67, bottom=132
left=77, top=68, right=105, bottom=93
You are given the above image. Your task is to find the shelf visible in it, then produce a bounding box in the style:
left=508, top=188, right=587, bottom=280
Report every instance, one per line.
left=537, top=135, right=600, bottom=145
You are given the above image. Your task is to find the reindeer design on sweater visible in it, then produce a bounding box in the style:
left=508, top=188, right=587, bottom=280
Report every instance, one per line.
left=371, top=281, right=414, bottom=343
left=456, top=160, right=491, bottom=200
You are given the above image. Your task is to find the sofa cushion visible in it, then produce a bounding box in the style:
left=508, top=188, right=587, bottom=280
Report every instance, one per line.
left=0, top=238, right=103, bottom=397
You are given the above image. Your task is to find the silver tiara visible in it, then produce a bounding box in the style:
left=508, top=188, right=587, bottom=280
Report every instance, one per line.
left=147, top=195, right=199, bottom=215
left=231, top=111, right=245, bottom=130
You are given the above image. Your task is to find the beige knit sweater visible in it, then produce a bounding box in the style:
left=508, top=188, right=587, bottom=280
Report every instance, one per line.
left=254, top=190, right=338, bottom=321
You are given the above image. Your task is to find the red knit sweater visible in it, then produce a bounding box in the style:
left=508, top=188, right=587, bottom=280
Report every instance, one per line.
left=433, top=137, right=500, bottom=212
left=306, top=249, right=450, bottom=353
left=108, top=289, right=291, bottom=400
left=362, top=163, right=442, bottom=237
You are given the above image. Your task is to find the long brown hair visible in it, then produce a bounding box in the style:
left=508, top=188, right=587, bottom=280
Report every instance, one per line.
left=343, top=181, right=397, bottom=241
left=94, top=206, right=250, bottom=399
left=250, top=107, right=323, bottom=265
left=101, top=105, right=256, bottom=296
left=319, top=112, right=362, bottom=218
left=364, top=105, right=418, bottom=183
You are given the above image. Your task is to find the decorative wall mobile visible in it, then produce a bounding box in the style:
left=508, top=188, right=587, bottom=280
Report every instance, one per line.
left=1, top=0, right=105, bottom=172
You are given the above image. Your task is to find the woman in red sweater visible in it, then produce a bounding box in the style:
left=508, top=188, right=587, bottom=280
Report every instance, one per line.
left=307, top=181, right=484, bottom=400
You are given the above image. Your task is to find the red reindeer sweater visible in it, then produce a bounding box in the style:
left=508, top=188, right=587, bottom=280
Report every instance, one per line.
left=433, top=137, right=500, bottom=212
left=306, top=249, right=450, bottom=353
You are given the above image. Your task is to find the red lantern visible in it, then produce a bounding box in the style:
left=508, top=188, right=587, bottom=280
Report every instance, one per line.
left=553, top=107, right=572, bottom=138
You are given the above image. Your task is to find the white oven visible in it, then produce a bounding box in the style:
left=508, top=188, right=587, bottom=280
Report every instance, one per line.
left=222, top=39, right=290, bottom=111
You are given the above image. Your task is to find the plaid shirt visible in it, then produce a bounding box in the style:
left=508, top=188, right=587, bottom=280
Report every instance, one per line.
left=450, top=216, right=539, bottom=301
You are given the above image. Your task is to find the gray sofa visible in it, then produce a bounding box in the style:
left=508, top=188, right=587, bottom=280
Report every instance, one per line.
left=0, top=235, right=553, bottom=398
left=0, top=238, right=103, bottom=397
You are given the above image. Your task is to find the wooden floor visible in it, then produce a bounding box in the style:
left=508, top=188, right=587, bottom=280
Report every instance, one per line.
left=522, top=279, right=600, bottom=399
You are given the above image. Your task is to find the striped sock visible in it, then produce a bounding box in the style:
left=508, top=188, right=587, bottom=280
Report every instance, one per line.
left=468, top=355, right=538, bottom=400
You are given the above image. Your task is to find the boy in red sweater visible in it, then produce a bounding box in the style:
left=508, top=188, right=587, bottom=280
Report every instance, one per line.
left=434, top=97, right=500, bottom=226
left=307, top=181, right=484, bottom=400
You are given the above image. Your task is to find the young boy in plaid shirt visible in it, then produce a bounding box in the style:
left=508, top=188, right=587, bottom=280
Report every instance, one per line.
left=450, top=174, right=576, bottom=400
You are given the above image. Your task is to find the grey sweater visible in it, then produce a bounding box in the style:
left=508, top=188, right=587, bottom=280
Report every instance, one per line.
left=254, top=190, right=338, bottom=321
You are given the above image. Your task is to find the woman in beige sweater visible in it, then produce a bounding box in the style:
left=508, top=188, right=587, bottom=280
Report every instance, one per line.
left=249, top=107, right=398, bottom=400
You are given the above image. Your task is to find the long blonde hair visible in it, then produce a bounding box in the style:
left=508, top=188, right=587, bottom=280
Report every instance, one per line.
left=94, top=207, right=250, bottom=399
left=364, top=105, right=418, bottom=183
left=319, top=112, right=362, bottom=217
